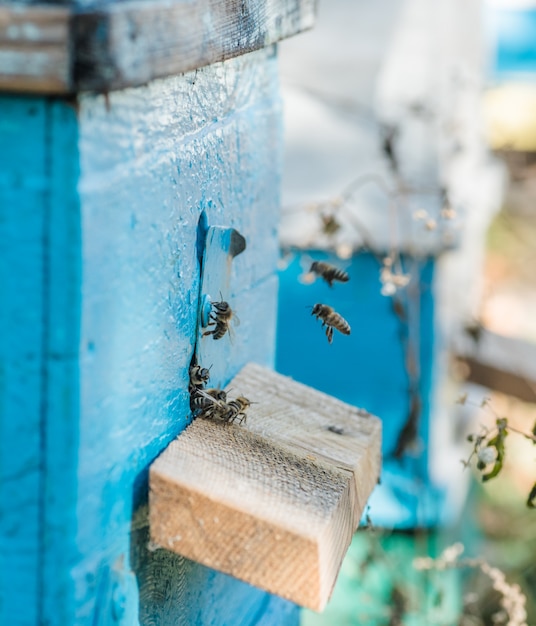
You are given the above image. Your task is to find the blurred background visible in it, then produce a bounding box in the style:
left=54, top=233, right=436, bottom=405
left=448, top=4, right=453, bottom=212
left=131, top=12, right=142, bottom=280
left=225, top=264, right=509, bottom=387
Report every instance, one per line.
left=275, top=0, right=536, bottom=623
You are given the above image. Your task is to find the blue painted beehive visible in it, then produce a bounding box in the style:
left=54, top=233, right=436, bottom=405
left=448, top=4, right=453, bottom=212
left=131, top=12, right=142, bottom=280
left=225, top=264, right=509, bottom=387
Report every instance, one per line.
left=276, top=250, right=440, bottom=527
left=0, top=2, right=320, bottom=624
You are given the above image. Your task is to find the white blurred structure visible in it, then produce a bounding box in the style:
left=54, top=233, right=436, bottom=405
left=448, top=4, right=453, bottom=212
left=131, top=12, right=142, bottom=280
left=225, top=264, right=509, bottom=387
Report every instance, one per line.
left=278, top=0, right=505, bottom=523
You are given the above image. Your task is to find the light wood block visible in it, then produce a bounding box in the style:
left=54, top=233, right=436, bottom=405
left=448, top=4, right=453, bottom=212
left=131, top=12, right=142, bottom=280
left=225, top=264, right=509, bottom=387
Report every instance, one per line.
left=150, top=363, right=381, bottom=611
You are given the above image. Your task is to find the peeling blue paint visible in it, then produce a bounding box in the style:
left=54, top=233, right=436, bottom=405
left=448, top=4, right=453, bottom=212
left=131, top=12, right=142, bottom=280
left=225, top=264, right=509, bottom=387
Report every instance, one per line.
left=1, top=48, right=297, bottom=626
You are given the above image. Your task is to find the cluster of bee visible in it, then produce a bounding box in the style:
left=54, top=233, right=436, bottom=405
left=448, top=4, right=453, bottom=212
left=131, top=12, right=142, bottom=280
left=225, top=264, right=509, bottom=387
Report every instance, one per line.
left=308, top=261, right=352, bottom=344
left=189, top=362, right=252, bottom=425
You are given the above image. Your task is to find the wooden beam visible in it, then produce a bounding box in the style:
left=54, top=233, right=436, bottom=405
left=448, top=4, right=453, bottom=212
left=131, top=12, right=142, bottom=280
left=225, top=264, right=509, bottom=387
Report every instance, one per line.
left=455, top=326, right=536, bottom=404
left=0, top=0, right=316, bottom=94
left=149, top=363, right=381, bottom=611
left=0, top=5, right=71, bottom=93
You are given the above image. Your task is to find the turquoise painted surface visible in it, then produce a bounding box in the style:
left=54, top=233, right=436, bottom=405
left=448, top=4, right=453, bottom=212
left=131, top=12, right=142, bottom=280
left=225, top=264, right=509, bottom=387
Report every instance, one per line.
left=301, top=532, right=462, bottom=626
left=42, top=99, right=82, bottom=625
left=0, top=95, right=48, bottom=626
left=1, top=48, right=298, bottom=626
left=486, top=8, right=536, bottom=78
left=276, top=250, right=444, bottom=528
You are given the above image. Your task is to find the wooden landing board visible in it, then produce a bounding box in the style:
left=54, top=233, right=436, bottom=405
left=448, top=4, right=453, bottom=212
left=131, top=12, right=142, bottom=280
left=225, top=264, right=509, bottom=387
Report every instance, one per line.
left=0, top=0, right=316, bottom=93
left=149, top=363, right=381, bottom=611
left=454, top=327, right=536, bottom=404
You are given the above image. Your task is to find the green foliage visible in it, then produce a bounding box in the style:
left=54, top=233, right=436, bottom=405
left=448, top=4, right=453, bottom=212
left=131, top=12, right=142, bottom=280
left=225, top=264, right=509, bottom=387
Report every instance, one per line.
left=462, top=399, right=535, bottom=508
left=482, top=418, right=508, bottom=482
left=527, top=483, right=536, bottom=509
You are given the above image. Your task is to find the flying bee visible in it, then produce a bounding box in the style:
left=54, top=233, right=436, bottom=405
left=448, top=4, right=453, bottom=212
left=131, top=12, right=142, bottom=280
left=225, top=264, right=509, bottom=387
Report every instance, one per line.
left=219, top=396, right=252, bottom=425
left=189, top=363, right=211, bottom=390
left=309, top=261, right=349, bottom=287
left=310, top=303, right=351, bottom=344
left=202, top=299, right=239, bottom=340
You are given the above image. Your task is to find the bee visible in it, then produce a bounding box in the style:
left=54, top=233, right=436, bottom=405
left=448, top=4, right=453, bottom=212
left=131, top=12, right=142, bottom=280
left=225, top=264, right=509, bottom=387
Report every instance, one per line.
left=219, top=396, right=252, bottom=425
left=310, top=303, right=351, bottom=344
left=202, top=300, right=237, bottom=340
left=189, top=363, right=211, bottom=390
left=309, top=261, right=349, bottom=287
left=194, top=391, right=251, bottom=425
left=191, top=388, right=228, bottom=417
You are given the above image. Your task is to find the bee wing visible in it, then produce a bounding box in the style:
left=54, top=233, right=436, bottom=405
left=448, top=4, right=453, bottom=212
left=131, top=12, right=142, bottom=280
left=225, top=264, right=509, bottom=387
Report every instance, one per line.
left=197, top=389, right=226, bottom=408
left=232, top=312, right=240, bottom=327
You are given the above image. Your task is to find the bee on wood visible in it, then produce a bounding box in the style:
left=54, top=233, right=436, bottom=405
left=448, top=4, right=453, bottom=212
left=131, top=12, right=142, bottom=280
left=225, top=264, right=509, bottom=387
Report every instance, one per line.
left=310, top=303, right=351, bottom=344
left=189, top=363, right=211, bottom=390
left=219, top=396, right=252, bottom=425
left=309, top=261, right=349, bottom=287
left=195, top=391, right=251, bottom=425
left=191, top=388, right=228, bottom=417
left=202, top=299, right=238, bottom=340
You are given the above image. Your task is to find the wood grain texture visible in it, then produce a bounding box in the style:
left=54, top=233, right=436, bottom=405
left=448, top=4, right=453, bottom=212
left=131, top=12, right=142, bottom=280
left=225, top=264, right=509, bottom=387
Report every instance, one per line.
left=455, top=327, right=536, bottom=404
left=0, top=0, right=316, bottom=93
left=0, top=5, right=70, bottom=92
left=150, top=363, right=381, bottom=611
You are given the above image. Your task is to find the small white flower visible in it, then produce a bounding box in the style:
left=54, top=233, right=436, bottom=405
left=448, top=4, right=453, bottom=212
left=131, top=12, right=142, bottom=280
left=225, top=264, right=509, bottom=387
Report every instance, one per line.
left=413, top=209, right=428, bottom=221
left=392, top=273, right=410, bottom=287
left=381, top=282, right=396, bottom=296
left=335, top=243, right=353, bottom=260
left=299, top=271, right=315, bottom=285
left=413, top=556, right=434, bottom=570
left=379, top=257, right=410, bottom=296
left=477, top=446, right=497, bottom=465
left=441, top=542, right=464, bottom=564
left=441, top=207, right=457, bottom=220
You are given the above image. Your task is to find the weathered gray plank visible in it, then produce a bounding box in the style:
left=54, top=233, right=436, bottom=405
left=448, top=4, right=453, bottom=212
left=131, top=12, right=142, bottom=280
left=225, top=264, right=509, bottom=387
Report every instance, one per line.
left=455, top=326, right=536, bottom=403
left=0, top=5, right=70, bottom=92
left=74, top=0, right=316, bottom=90
left=0, top=0, right=316, bottom=93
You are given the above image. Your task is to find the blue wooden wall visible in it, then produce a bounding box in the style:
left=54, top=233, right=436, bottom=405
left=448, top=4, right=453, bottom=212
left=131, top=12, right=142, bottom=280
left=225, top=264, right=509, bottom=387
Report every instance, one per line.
left=276, top=250, right=446, bottom=528
left=1, top=95, right=50, bottom=626
left=0, top=47, right=298, bottom=626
